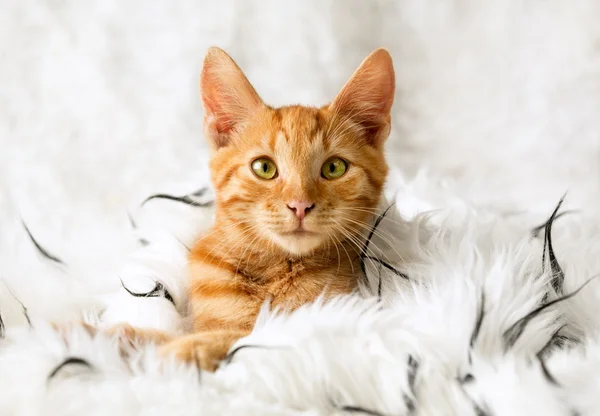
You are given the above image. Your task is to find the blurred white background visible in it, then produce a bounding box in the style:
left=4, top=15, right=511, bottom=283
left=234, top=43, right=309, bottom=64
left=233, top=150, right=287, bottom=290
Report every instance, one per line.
left=1, top=0, right=600, bottom=314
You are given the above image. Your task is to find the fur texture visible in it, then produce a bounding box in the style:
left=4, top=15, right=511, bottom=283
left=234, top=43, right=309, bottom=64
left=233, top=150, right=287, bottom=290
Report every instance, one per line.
left=3, top=0, right=600, bottom=414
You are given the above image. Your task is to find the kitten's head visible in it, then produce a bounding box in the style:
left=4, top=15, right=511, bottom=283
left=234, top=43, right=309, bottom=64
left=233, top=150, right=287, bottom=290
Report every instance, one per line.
left=201, top=47, right=395, bottom=257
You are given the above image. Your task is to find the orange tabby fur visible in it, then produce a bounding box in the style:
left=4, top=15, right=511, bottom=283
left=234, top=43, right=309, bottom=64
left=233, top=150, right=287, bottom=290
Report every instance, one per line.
left=106, top=47, right=395, bottom=371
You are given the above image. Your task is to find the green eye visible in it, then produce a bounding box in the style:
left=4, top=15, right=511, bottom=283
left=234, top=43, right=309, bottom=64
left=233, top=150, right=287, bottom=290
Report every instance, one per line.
left=251, top=157, right=278, bottom=180
left=321, top=157, right=348, bottom=179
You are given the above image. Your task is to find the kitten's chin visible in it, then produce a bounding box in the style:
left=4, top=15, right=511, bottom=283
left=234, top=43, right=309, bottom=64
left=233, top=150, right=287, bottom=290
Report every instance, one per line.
left=270, top=232, right=324, bottom=256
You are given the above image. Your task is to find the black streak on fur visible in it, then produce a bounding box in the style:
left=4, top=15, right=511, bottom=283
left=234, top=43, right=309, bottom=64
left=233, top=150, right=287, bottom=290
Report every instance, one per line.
left=364, top=256, right=409, bottom=280
left=474, top=405, right=492, bottom=416
left=541, top=196, right=566, bottom=295
left=0, top=311, right=4, bottom=338
left=503, top=276, right=597, bottom=352
left=22, top=221, right=65, bottom=265
left=459, top=373, right=475, bottom=384
left=537, top=354, right=559, bottom=386
left=128, top=212, right=137, bottom=229
left=4, top=285, right=32, bottom=327
left=175, top=237, right=191, bottom=252
left=47, top=357, right=93, bottom=381
left=537, top=325, right=567, bottom=358
left=141, top=188, right=213, bottom=208
left=470, top=292, right=486, bottom=349
left=120, top=279, right=175, bottom=306
left=338, top=406, right=385, bottom=416
left=403, top=355, right=419, bottom=413
left=376, top=261, right=383, bottom=300
left=222, top=344, right=286, bottom=365
left=535, top=325, right=567, bottom=386
left=531, top=211, right=575, bottom=238
left=359, top=203, right=408, bottom=289
left=458, top=382, right=492, bottom=416
left=360, top=203, right=395, bottom=277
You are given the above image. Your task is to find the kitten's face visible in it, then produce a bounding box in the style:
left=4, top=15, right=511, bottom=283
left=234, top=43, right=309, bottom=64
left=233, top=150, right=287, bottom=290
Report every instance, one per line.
left=201, top=47, right=395, bottom=256
left=210, top=106, right=388, bottom=255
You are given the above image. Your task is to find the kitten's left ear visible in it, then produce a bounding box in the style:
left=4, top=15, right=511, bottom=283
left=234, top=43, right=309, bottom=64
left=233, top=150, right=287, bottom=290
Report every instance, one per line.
left=200, top=47, right=264, bottom=149
left=329, top=48, right=395, bottom=147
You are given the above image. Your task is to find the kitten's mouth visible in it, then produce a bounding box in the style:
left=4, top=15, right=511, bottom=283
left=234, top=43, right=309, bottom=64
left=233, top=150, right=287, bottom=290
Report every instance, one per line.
left=282, top=229, right=317, bottom=237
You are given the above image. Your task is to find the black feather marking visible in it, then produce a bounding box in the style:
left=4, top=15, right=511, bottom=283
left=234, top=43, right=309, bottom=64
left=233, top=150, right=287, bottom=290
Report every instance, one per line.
left=541, top=195, right=566, bottom=295
left=473, top=404, right=491, bottom=416
left=376, top=259, right=383, bottom=300
left=47, top=357, right=93, bottom=381
left=128, top=212, right=137, bottom=229
left=338, top=405, right=386, bottom=416
left=459, top=373, right=475, bottom=385
left=470, top=292, right=486, bottom=349
left=457, top=375, right=492, bottom=416
left=3, top=284, right=32, bottom=327
left=537, top=354, right=559, bottom=386
left=120, top=279, right=175, bottom=306
left=222, top=344, right=287, bottom=365
left=363, top=256, right=409, bottom=280
left=175, top=237, right=191, bottom=252
left=403, top=355, right=419, bottom=413
left=191, top=188, right=208, bottom=197
left=531, top=210, right=575, bottom=238
left=359, top=203, right=395, bottom=278
left=0, top=310, right=4, bottom=338
left=535, top=325, right=566, bottom=386
left=551, top=333, right=579, bottom=350
left=503, top=275, right=597, bottom=351
left=139, top=238, right=150, bottom=246
left=537, top=325, right=567, bottom=358
left=141, top=188, right=214, bottom=208
left=22, top=221, right=65, bottom=265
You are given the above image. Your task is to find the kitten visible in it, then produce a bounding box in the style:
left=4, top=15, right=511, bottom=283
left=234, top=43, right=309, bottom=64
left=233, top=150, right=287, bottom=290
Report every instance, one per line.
left=110, top=47, right=395, bottom=371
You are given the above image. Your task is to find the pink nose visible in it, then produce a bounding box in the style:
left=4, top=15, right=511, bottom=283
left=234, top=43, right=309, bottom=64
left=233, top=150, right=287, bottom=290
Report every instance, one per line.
left=286, top=200, right=315, bottom=221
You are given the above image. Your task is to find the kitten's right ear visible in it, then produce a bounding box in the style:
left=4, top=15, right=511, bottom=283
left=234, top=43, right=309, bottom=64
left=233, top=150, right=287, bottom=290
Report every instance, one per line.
left=200, top=47, right=263, bottom=149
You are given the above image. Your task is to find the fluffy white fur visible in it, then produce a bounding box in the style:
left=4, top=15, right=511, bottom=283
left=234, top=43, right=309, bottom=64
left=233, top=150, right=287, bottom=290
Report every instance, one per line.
left=2, top=0, right=600, bottom=414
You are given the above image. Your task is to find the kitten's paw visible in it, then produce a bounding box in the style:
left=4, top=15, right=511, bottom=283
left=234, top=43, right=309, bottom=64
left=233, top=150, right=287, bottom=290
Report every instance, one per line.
left=158, top=330, right=245, bottom=372
left=105, top=323, right=174, bottom=347
left=158, top=335, right=222, bottom=372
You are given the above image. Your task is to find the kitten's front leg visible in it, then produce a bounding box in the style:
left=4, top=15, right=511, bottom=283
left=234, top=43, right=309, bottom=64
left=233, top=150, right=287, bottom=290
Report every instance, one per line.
left=158, top=329, right=249, bottom=371
left=105, top=323, right=175, bottom=346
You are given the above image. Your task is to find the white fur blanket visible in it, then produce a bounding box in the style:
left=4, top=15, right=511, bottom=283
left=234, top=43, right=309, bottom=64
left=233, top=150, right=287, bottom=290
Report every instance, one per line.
left=3, top=0, right=600, bottom=414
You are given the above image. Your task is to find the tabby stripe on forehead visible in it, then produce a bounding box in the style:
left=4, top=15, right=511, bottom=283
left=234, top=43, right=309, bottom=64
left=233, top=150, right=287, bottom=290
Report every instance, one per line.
left=309, top=112, right=324, bottom=142
left=217, top=164, right=242, bottom=189
left=269, top=130, right=284, bottom=150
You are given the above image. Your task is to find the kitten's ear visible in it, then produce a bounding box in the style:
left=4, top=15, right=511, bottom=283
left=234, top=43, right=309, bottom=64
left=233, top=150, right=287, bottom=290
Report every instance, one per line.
left=200, top=47, right=263, bottom=149
left=329, top=48, right=395, bottom=147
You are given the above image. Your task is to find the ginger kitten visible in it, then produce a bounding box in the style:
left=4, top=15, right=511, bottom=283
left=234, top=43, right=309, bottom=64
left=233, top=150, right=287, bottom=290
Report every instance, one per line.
left=106, top=47, right=395, bottom=371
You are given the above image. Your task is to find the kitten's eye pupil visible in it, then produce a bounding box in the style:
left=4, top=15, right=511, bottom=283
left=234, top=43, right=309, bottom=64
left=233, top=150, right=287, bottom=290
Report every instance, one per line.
left=251, top=157, right=277, bottom=180
left=321, top=157, right=348, bottom=180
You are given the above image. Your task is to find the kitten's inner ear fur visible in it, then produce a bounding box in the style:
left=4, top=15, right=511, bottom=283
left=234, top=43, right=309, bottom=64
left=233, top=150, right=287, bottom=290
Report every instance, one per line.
left=200, top=47, right=263, bottom=149
left=329, top=48, right=396, bottom=147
